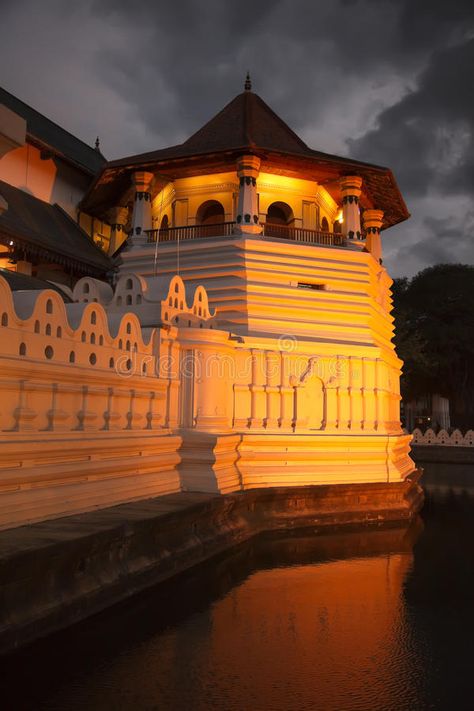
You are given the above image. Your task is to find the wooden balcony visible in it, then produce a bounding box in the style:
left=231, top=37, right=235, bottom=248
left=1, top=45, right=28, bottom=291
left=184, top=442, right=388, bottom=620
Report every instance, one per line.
left=145, top=221, right=345, bottom=247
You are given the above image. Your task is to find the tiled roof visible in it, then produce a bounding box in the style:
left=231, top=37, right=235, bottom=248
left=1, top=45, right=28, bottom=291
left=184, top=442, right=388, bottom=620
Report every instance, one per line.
left=0, top=180, right=111, bottom=275
left=0, top=87, right=106, bottom=175
left=107, top=90, right=311, bottom=168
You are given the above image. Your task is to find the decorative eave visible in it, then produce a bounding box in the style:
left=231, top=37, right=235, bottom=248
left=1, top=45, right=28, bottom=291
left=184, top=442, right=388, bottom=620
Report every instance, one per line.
left=0, top=227, right=108, bottom=277
left=82, top=147, right=409, bottom=230
left=80, top=87, right=409, bottom=230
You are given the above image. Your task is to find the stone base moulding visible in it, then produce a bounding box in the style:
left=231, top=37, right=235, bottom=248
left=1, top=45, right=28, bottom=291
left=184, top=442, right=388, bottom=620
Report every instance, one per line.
left=0, top=472, right=423, bottom=655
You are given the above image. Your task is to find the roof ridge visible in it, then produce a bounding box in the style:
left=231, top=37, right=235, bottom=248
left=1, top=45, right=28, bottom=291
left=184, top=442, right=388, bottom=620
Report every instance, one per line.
left=0, top=86, right=103, bottom=159
left=0, top=86, right=106, bottom=174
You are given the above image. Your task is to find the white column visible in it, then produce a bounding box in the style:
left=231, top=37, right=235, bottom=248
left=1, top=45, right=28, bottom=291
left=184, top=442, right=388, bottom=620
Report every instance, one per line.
left=235, top=155, right=262, bottom=235
left=339, top=175, right=363, bottom=243
left=130, top=171, right=154, bottom=245
left=363, top=209, right=384, bottom=263
left=109, top=206, right=129, bottom=254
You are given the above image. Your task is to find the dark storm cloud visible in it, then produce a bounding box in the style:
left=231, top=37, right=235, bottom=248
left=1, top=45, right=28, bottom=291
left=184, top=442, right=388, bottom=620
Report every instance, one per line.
left=91, top=0, right=409, bottom=146
left=349, top=38, right=474, bottom=197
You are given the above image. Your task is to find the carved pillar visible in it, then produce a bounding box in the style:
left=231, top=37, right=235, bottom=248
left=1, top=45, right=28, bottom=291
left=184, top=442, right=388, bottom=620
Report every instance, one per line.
left=235, top=155, right=262, bottom=235
left=279, top=352, right=293, bottom=430
left=340, top=175, right=363, bottom=243
left=349, top=356, right=363, bottom=431
left=249, top=349, right=265, bottom=428
left=109, top=206, right=129, bottom=254
left=337, top=356, right=350, bottom=430
left=363, top=209, right=384, bottom=263
left=130, top=171, right=154, bottom=244
left=264, top=351, right=280, bottom=429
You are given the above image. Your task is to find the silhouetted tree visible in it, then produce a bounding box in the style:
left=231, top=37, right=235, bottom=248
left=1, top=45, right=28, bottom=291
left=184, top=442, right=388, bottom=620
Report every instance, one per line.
left=392, top=264, right=474, bottom=428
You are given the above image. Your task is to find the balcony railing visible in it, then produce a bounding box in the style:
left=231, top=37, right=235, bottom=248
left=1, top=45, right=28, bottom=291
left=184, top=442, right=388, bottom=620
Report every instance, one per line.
left=261, top=223, right=344, bottom=246
left=145, top=221, right=344, bottom=247
left=146, top=222, right=235, bottom=243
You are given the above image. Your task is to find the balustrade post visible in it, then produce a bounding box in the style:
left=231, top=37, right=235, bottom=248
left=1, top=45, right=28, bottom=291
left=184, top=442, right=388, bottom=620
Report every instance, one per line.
left=109, top=206, right=129, bottom=254
left=339, top=175, right=363, bottom=245
left=235, top=155, right=262, bottom=235
left=363, top=209, right=384, bottom=263
left=130, top=171, right=154, bottom=245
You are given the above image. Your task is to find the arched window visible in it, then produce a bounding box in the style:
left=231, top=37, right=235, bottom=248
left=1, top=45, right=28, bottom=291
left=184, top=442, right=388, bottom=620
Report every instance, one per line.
left=160, top=214, right=169, bottom=232
left=46, top=299, right=53, bottom=314
left=126, top=294, right=132, bottom=306
left=1, top=312, right=8, bottom=327
left=126, top=278, right=133, bottom=290
left=19, top=342, right=26, bottom=356
left=196, top=200, right=225, bottom=235
left=333, top=220, right=342, bottom=234
left=56, top=326, right=62, bottom=338
left=265, top=202, right=294, bottom=238
left=83, top=283, right=90, bottom=294
left=321, top=216, right=329, bottom=232
left=69, top=351, right=75, bottom=363
left=267, top=202, right=293, bottom=226
left=90, top=311, right=96, bottom=325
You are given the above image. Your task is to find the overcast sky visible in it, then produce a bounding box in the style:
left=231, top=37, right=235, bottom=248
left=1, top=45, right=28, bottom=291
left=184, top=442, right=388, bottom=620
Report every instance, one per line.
left=1, top=0, right=473, bottom=277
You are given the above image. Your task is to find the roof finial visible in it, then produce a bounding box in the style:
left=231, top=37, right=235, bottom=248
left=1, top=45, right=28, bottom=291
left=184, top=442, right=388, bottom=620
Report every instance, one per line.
left=94, top=136, right=100, bottom=151
left=244, top=72, right=252, bottom=92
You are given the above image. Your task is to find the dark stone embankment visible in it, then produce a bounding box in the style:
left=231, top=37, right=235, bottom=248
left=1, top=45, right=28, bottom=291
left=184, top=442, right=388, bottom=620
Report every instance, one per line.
left=0, top=474, right=423, bottom=654
left=411, top=445, right=474, bottom=465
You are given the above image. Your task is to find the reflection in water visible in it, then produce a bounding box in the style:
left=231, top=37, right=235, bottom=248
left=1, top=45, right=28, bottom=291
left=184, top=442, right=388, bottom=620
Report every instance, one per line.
left=2, top=463, right=474, bottom=711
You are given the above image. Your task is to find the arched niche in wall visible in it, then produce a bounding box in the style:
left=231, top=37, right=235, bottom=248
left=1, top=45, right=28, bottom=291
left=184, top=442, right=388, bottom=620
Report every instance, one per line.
left=196, top=200, right=225, bottom=226
left=321, top=216, right=329, bottom=232
left=266, top=201, right=294, bottom=226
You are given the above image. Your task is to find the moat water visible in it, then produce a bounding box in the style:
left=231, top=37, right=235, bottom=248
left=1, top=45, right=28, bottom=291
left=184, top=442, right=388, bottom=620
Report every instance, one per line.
left=3, top=463, right=474, bottom=711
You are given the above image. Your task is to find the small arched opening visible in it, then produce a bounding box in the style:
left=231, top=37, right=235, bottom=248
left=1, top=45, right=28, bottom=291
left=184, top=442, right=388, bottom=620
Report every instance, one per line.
left=321, top=216, right=329, bottom=232
left=265, top=202, right=294, bottom=238
left=196, top=200, right=225, bottom=236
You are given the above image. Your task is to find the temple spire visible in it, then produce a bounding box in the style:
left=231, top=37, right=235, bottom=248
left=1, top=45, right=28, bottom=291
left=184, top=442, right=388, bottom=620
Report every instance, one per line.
left=94, top=136, right=100, bottom=151
left=244, top=72, right=252, bottom=92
